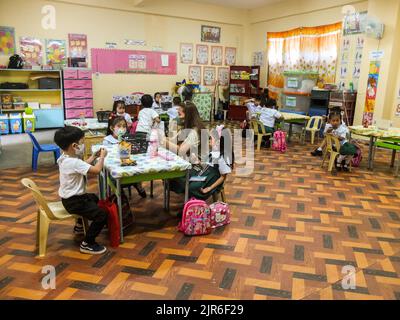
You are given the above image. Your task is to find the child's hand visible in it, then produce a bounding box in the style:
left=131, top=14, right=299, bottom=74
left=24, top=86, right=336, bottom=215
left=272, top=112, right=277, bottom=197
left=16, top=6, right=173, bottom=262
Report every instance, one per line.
left=201, top=187, right=212, bottom=194
left=100, top=148, right=108, bottom=158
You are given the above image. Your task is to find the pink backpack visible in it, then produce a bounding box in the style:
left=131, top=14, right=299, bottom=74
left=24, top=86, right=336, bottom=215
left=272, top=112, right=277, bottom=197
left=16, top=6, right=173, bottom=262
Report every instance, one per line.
left=130, top=120, right=138, bottom=135
left=351, top=146, right=363, bottom=167
left=272, top=130, right=287, bottom=153
left=210, top=202, right=231, bottom=228
left=178, top=198, right=212, bottom=236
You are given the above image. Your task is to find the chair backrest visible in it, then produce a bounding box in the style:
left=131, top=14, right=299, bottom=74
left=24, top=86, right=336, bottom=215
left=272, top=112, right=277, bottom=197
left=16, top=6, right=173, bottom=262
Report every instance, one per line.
left=325, top=134, right=341, bottom=154
left=307, top=116, right=324, bottom=131
left=21, top=178, right=57, bottom=220
left=250, top=120, right=266, bottom=135
left=27, top=132, right=41, bottom=151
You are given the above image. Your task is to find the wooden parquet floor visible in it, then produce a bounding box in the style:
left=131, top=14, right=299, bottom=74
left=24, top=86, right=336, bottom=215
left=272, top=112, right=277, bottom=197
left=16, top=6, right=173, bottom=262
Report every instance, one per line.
left=0, top=130, right=400, bottom=300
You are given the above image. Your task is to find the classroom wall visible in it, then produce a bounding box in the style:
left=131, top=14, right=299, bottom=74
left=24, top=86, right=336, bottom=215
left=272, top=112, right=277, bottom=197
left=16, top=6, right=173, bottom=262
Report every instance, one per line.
left=0, top=0, right=244, bottom=111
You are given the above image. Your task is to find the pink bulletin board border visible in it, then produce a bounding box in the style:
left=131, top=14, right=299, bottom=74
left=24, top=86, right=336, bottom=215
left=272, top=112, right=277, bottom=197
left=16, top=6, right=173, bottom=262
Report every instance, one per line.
left=91, top=48, right=177, bottom=75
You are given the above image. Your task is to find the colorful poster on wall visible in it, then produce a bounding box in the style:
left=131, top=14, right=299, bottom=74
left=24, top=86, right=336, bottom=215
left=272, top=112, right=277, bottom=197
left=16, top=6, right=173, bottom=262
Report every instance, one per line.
left=180, top=43, right=193, bottom=64
left=20, top=37, right=43, bottom=67
left=225, top=47, right=236, bottom=66
left=129, top=54, right=147, bottom=70
left=196, top=45, right=209, bottom=65
left=201, top=25, right=221, bottom=43
left=68, top=33, right=87, bottom=58
left=203, top=67, right=216, bottom=86
left=46, top=39, right=67, bottom=67
left=211, top=46, right=223, bottom=65
left=0, top=26, right=15, bottom=56
left=188, top=65, right=201, bottom=84
left=218, top=67, right=229, bottom=86
left=362, top=60, right=381, bottom=126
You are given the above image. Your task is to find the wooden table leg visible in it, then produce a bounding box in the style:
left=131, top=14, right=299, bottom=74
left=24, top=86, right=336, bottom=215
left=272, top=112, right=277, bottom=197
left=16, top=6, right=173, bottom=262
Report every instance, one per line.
left=116, top=179, right=124, bottom=243
left=391, top=150, right=396, bottom=168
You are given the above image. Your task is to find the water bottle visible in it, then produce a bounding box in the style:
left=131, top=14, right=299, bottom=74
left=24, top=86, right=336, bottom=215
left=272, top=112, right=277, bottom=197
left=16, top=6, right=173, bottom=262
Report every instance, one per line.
left=148, top=129, right=159, bottom=158
left=79, top=112, right=86, bottom=126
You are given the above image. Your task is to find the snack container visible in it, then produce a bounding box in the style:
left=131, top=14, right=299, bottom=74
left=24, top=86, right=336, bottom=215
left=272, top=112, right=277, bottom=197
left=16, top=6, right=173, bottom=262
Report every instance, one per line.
left=0, top=114, right=10, bottom=135
left=9, top=113, right=23, bottom=134
left=119, top=141, right=131, bottom=159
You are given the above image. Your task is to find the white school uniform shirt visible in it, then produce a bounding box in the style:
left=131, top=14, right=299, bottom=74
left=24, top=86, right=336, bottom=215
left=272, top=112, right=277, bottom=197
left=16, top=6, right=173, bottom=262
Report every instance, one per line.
left=57, top=154, right=91, bottom=199
left=246, top=103, right=260, bottom=117
left=152, top=101, right=161, bottom=109
left=103, top=135, right=119, bottom=146
left=324, top=123, right=349, bottom=145
left=116, top=112, right=132, bottom=125
left=207, top=151, right=232, bottom=175
left=136, top=108, right=160, bottom=134
left=167, top=105, right=179, bottom=119
left=259, top=107, right=282, bottom=128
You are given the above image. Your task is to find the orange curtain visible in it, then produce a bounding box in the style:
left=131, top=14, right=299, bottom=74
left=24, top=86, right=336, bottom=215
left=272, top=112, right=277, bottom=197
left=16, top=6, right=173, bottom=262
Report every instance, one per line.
left=267, top=22, right=342, bottom=98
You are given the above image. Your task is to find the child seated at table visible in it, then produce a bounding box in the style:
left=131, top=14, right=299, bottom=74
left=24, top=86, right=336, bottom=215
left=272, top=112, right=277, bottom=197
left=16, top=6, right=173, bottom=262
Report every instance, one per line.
left=244, top=96, right=261, bottom=120
left=103, top=117, right=146, bottom=198
left=136, top=94, right=162, bottom=140
left=54, top=126, right=108, bottom=255
left=168, top=96, right=181, bottom=120
left=152, top=92, right=162, bottom=109
left=111, top=100, right=132, bottom=129
left=258, top=96, right=283, bottom=134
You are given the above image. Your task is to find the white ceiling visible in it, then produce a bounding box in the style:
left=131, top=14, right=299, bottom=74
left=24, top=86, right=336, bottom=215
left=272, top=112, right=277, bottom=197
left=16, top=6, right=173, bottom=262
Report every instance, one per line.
left=189, top=0, right=286, bottom=9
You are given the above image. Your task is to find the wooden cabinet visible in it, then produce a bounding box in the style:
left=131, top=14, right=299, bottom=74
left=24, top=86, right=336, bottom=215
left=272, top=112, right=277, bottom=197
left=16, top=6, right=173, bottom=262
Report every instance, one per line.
left=329, top=91, right=357, bottom=126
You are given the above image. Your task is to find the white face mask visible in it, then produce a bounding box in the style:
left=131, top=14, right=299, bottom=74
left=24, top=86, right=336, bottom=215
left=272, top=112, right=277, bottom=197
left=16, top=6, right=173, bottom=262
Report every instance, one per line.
left=74, top=143, right=85, bottom=156
left=114, top=128, right=126, bottom=136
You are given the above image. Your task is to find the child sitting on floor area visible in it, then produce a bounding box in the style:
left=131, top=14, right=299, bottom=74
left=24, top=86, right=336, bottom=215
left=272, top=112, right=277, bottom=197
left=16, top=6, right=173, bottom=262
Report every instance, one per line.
left=54, top=126, right=108, bottom=255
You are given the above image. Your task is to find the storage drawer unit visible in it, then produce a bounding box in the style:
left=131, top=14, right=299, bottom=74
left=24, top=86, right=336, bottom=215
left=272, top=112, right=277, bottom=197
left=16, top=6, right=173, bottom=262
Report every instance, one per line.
left=63, top=68, right=94, bottom=119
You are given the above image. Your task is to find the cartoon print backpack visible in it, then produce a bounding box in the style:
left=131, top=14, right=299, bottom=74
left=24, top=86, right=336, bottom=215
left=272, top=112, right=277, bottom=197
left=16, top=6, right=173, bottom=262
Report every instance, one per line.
left=351, top=145, right=363, bottom=167
left=209, top=202, right=231, bottom=228
left=272, top=130, right=287, bottom=153
left=178, top=198, right=212, bottom=236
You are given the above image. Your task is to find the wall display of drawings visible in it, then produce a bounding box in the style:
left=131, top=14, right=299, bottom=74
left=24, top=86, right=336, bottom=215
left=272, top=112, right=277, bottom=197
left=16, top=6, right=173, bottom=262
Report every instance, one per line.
left=343, top=11, right=368, bottom=36
left=188, top=65, right=201, bottom=84
left=91, top=48, right=177, bottom=74
left=211, top=46, right=223, bottom=65
left=68, top=33, right=87, bottom=58
left=252, top=51, right=264, bottom=66
left=225, top=47, right=236, bottom=66
left=218, top=67, right=229, bottom=86
left=196, top=44, right=209, bottom=65
left=180, top=43, right=193, bottom=64
left=19, top=37, right=43, bottom=66
left=46, top=39, right=67, bottom=67
left=203, top=67, right=216, bottom=86
left=201, top=25, right=221, bottom=43
left=0, top=26, right=15, bottom=55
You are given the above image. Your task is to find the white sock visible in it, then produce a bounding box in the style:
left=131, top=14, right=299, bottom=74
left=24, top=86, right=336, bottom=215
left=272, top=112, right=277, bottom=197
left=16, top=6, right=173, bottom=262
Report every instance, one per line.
left=337, top=155, right=345, bottom=163
left=317, top=147, right=322, bottom=151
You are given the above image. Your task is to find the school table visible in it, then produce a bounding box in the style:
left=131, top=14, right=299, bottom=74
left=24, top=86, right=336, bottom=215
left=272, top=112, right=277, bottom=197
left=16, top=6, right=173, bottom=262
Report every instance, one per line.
left=349, top=126, right=400, bottom=171
left=92, top=145, right=191, bottom=242
left=64, top=118, right=108, bottom=134
left=280, top=112, right=310, bottom=142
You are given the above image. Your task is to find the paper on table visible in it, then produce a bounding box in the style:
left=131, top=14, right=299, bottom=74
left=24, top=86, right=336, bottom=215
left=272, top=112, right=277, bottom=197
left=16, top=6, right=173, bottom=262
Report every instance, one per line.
left=161, top=54, right=169, bottom=67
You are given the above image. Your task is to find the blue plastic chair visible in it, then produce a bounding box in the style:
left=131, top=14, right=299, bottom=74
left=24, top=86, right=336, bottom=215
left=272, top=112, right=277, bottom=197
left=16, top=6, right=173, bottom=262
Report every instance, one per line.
left=27, top=132, right=61, bottom=172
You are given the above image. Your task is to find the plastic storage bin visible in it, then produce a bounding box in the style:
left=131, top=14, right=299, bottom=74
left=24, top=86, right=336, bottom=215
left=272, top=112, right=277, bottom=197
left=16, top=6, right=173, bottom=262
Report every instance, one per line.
left=281, top=93, right=311, bottom=115
left=283, top=71, right=319, bottom=94
left=9, top=113, right=23, bottom=134
left=23, top=113, right=36, bottom=133
left=0, top=114, right=10, bottom=135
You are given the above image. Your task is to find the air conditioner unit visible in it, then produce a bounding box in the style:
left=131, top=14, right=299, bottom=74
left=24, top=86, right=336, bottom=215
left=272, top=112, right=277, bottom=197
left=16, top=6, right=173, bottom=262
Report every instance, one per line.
left=365, top=16, right=385, bottom=39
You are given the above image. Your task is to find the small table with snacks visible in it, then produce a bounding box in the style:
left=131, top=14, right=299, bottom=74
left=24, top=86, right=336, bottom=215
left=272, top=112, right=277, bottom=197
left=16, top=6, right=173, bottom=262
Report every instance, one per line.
left=349, top=126, right=400, bottom=170
left=92, top=145, right=191, bottom=243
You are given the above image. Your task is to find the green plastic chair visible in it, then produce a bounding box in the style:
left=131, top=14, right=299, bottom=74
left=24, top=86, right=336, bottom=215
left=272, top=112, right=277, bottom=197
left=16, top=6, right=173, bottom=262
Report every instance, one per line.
left=375, top=139, right=400, bottom=177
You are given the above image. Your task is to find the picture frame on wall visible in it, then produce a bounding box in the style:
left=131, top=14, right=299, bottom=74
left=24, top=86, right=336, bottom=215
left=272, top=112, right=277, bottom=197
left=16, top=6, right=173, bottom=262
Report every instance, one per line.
left=201, top=25, right=221, bottom=43
left=188, top=65, right=201, bottom=84
left=196, top=44, right=209, bottom=65
left=203, top=66, right=216, bottom=86
left=218, top=67, right=229, bottom=86
left=225, top=47, right=236, bottom=66
left=180, top=43, right=193, bottom=64
left=211, top=46, right=223, bottom=65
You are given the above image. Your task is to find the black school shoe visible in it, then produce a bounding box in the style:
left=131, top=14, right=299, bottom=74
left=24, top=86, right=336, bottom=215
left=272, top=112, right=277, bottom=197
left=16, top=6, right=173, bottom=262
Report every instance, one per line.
left=311, top=149, right=323, bottom=157
left=80, top=241, right=107, bottom=255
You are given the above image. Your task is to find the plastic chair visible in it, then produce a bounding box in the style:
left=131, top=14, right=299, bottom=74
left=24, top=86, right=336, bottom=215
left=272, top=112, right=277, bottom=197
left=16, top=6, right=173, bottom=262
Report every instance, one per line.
left=21, top=178, right=89, bottom=257
left=250, top=120, right=272, bottom=152
left=375, top=139, right=400, bottom=177
left=321, top=134, right=352, bottom=173
left=212, top=187, right=226, bottom=203
left=27, top=132, right=61, bottom=172
left=301, top=116, right=324, bottom=145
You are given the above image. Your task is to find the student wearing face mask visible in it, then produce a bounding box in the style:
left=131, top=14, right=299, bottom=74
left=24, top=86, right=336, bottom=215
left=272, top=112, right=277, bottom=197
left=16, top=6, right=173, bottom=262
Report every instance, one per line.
left=103, top=116, right=128, bottom=145
left=54, top=126, right=109, bottom=255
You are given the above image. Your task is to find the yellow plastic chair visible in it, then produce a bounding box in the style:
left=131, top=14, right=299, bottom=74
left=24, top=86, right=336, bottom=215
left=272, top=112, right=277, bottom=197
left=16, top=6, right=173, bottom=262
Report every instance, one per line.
left=321, top=134, right=352, bottom=173
left=21, top=178, right=89, bottom=257
left=250, top=120, right=272, bottom=152
left=302, top=116, right=324, bottom=145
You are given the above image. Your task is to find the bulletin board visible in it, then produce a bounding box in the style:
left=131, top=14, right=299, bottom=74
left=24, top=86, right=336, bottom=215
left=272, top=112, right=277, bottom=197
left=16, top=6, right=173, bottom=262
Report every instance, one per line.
left=91, top=48, right=177, bottom=75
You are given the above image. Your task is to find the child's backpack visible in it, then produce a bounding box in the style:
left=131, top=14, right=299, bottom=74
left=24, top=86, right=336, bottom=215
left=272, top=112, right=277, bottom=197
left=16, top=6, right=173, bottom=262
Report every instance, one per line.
left=351, top=146, right=363, bottom=167
left=110, top=193, right=134, bottom=230
left=178, top=198, right=212, bottom=236
left=98, top=199, right=120, bottom=248
left=210, top=201, right=231, bottom=228
left=272, top=130, right=287, bottom=153
left=130, top=120, right=138, bottom=135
